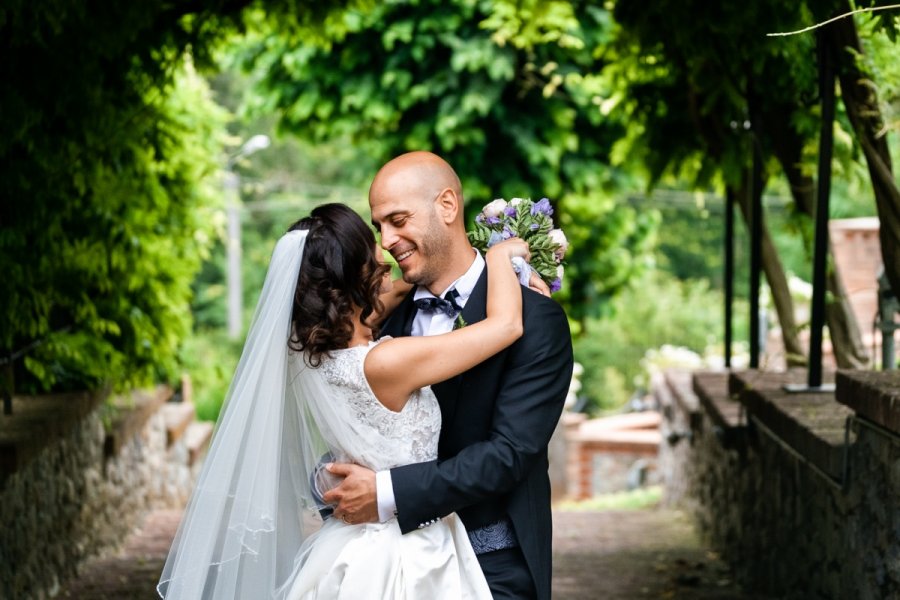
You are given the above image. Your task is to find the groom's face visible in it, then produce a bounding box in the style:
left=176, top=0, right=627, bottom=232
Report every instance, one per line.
left=370, top=191, right=446, bottom=288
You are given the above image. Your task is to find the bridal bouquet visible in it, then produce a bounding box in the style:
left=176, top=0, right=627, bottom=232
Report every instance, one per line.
left=468, top=197, right=568, bottom=293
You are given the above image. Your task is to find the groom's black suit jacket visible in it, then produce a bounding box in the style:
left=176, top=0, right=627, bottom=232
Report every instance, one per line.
left=380, top=267, right=573, bottom=600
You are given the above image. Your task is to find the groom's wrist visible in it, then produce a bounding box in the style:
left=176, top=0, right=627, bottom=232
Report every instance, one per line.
left=375, top=470, right=398, bottom=522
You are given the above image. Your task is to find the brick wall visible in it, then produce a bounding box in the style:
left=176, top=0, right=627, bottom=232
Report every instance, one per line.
left=830, top=218, right=882, bottom=342
left=563, top=411, right=661, bottom=499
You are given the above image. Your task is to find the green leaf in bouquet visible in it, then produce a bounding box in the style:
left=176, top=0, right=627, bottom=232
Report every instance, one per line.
left=467, top=227, right=493, bottom=250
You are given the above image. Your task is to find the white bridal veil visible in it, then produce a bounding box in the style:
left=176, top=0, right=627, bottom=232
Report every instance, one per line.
left=159, top=227, right=422, bottom=598
left=158, top=230, right=331, bottom=599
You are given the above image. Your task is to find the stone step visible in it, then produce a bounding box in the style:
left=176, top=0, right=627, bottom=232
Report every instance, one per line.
left=731, top=369, right=851, bottom=479
left=836, top=370, right=900, bottom=432
left=104, top=385, right=173, bottom=457
left=577, top=411, right=661, bottom=435
left=692, top=371, right=743, bottom=429
left=184, top=421, right=213, bottom=466
left=576, top=428, right=661, bottom=454
left=161, top=402, right=195, bottom=447
left=664, top=370, right=700, bottom=414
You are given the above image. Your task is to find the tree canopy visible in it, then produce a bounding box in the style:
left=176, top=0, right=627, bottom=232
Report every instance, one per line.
left=235, top=0, right=657, bottom=323
left=602, top=0, right=900, bottom=367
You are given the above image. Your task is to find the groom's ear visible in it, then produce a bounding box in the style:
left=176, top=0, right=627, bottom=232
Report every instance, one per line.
left=434, top=188, right=460, bottom=225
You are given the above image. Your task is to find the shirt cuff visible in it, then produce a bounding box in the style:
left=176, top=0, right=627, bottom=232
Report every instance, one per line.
left=375, top=470, right=397, bottom=523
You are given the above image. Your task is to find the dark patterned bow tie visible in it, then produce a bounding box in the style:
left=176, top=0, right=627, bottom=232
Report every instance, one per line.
left=414, top=289, right=462, bottom=318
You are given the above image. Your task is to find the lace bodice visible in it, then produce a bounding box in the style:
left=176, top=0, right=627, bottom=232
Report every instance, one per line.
left=316, top=339, right=441, bottom=471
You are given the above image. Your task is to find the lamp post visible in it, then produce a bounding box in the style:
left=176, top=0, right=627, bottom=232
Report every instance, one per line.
left=225, top=135, right=270, bottom=339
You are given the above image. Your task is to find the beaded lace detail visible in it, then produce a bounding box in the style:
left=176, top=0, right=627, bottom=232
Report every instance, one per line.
left=319, top=340, right=441, bottom=469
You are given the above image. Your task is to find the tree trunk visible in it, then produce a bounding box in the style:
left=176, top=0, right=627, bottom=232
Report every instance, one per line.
left=828, top=6, right=900, bottom=302
left=766, top=107, right=870, bottom=368
left=731, top=172, right=807, bottom=367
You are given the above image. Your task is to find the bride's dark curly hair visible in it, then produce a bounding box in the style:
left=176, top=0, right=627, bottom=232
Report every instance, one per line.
left=287, top=203, right=390, bottom=367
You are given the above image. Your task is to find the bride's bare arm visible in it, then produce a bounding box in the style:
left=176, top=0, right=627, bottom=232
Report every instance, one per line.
left=363, top=238, right=527, bottom=412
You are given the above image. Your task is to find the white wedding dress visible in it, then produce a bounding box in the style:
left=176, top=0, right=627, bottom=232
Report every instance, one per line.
left=279, top=341, right=492, bottom=600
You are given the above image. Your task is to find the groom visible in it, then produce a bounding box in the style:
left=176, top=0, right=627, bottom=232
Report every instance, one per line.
left=324, top=151, right=573, bottom=599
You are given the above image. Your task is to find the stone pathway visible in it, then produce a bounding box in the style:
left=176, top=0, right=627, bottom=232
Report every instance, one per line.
left=60, top=507, right=768, bottom=599
left=59, top=510, right=182, bottom=600
left=553, top=509, right=769, bottom=599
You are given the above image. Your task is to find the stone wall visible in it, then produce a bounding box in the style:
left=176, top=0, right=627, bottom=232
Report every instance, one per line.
left=659, top=369, right=900, bottom=600
left=0, top=387, right=205, bottom=599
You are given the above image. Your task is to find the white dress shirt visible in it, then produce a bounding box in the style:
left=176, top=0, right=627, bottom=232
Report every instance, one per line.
left=376, top=249, right=485, bottom=522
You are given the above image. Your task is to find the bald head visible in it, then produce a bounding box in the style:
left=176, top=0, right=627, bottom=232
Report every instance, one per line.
left=368, top=152, right=473, bottom=293
left=370, top=151, right=463, bottom=213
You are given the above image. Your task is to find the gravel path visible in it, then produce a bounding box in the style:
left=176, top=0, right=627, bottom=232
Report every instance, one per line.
left=60, top=507, right=769, bottom=599
left=552, top=509, right=769, bottom=599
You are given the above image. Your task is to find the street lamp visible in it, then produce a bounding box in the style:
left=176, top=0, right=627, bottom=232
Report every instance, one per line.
left=225, top=135, right=270, bottom=339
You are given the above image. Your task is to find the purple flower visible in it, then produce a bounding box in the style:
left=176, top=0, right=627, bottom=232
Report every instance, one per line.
left=531, top=197, right=553, bottom=217
left=529, top=222, right=540, bottom=231
left=476, top=214, right=485, bottom=224
left=503, top=205, right=517, bottom=217
left=486, top=216, right=501, bottom=226
left=550, top=278, right=562, bottom=293
left=501, top=226, right=514, bottom=240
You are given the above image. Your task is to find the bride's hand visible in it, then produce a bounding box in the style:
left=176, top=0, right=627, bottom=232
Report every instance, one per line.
left=528, top=271, right=551, bottom=297
left=487, top=238, right=550, bottom=297
left=486, top=237, right=530, bottom=262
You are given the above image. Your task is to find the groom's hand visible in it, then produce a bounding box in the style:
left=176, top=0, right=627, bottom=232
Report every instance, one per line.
left=323, top=463, right=378, bottom=524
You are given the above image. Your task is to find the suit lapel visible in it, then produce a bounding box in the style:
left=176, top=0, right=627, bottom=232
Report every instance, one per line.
left=431, top=269, right=488, bottom=421
left=460, top=268, right=488, bottom=327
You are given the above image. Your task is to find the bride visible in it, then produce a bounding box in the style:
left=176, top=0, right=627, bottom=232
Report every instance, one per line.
left=157, top=203, right=530, bottom=599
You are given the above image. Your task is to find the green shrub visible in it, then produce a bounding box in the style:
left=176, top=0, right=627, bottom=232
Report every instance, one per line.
left=179, top=329, right=243, bottom=422
left=1, top=59, right=227, bottom=392
left=574, top=270, right=748, bottom=414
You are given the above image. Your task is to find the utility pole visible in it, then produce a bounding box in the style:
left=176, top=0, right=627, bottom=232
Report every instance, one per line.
left=224, top=135, right=270, bottom=339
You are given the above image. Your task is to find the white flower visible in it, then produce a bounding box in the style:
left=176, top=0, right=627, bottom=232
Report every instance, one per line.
left=548, top=228, right=568, bottom=260
left=482, top=199, right=508, bottom=218
left=557, top=264, right=564, bottom=279
left=509, top=197, right=525, bottom=207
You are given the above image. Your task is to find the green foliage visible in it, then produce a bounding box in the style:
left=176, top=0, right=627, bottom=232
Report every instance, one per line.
left=574, top=270, right=747, bottom=413
left=0, top=1, right=241, bottom=392
left=557, top=192, right=659, bottom=323
left=0, top=0, right=372, bottom=394
left=604, top=0, right=895, bottom=213
left=557, top=485, right=663, bottom=512
left=605, top=0, right=821, bottom=188
left=855, top=11, right=900, bottom=155
left=179, top=329, right=244, bottom=421
left=1, top=62, right=228, bottom=392
left=233, top=0, right=655, bottom=320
